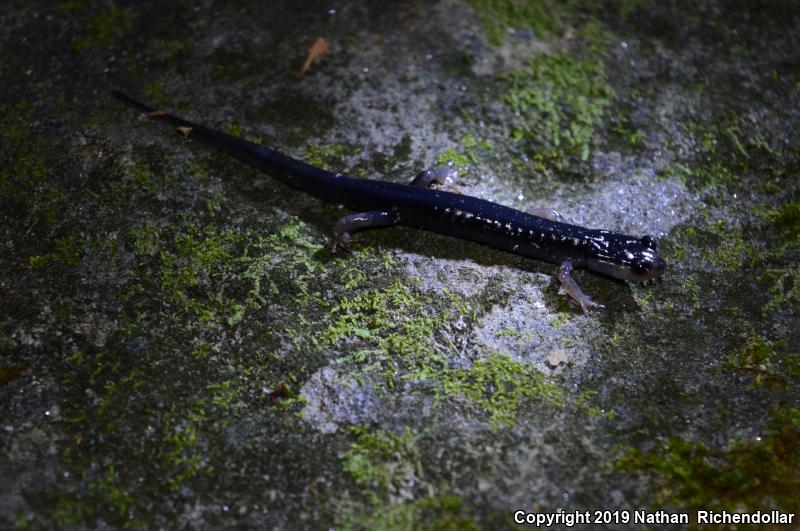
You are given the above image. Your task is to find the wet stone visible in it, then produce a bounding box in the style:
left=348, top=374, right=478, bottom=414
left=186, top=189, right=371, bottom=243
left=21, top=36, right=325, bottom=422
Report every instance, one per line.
left=1, top=0, right=798, bottom=528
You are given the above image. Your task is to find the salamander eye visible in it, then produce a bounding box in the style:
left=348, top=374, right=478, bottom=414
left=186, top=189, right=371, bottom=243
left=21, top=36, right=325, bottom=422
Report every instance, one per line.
left=641, top=235, right=657, bottom=249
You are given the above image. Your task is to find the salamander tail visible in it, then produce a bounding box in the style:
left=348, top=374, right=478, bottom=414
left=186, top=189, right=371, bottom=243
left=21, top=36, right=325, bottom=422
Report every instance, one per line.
left=111, top=90, right=156, bottom=113
left=111, top=90, right=197, bottom=130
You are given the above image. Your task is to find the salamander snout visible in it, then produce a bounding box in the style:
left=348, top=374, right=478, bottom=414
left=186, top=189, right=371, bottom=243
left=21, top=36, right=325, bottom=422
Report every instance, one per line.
left=641, top=235, right=657, bottom=249
left=586, top=232, right=666, bottom=281
left=630, top=235, right=666, bottom=280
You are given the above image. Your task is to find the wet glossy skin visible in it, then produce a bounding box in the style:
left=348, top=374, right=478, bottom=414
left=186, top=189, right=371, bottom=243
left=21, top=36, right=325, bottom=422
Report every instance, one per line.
left=112, top=91, right=666, bottom=292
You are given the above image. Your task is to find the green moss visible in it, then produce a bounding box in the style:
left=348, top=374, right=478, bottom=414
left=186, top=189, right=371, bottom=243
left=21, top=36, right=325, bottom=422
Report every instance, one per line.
left=339, top=426, right=479, bottom=530
left=132, top=217, right=324, bottom=328
left=575, top=19, right=612, bottom=57
left=617, top=407, right=800, bottom=514
left=341, top=494, right=480, bottom=531
left=664, top=160, right=740, bottom=199
left=436, top=148, right=472, bottom=168
left=324, top=280, right=447, bottom=376
left=466, top=0, right=566, bottom=45
left=60, top=349, right=149, bottom=432
left=302, top=143, right=359, bottom=171
left=726, top=335, right=800, bottom=388
left=761, top=264, right=800, bottom=316
left=341, top=426, right=422, bottom=505
left=128, top=156, right=179, bottom=193
left=58, top=1, right=85, bottom=12
left=52, top=463, right=136, bottom=526
left=440, top=352, right=564, bottom=427
left=336, top=249, right=396, bottom=290
left=89, top=464, right=133, bottom=516
left=74, top=3, right=130, bottom=51
left=753, top=201, right=800, bottom=314
left=768, top=201, right=800, bottom=243
left=722, top=121, right=748, bottom=158
left=610, top=120, right=646, bottom=149
left=689, top=219, right=758, bottom=274
left=223, top=123, right=261, bottom=144
left=690, top=115, right=779, bottom=168
left=323, top=278, right=473, bottom=384
left=617, top=0, right=649, bottom=18
left=94, top=155, right=180, bottom=211
left=141, top=81, right=170, bottom=107
left=549, top=311, right=570, bottom=328
left=205, top=191, right=225, bottom=217
left=207, top=379, right=242, bottom=412
left=393, top=135, right=413, bottom=161
left=163, top=408, right=211, bottom=491
left=156, top=223, right=239, bottom=321
left=324, top=281, right=564, bottom=426
left=505, top=51, right=615, bottom=161
left=437, top=134, right=494, bottom=167
left=28, top=233, right=85, bottom=272
left=0, top=106, right=70, bottom=235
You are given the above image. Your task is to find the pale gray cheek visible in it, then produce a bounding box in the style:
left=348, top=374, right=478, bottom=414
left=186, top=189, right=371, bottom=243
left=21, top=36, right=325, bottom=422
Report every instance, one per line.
left=588, top=258, right=635, bottom=280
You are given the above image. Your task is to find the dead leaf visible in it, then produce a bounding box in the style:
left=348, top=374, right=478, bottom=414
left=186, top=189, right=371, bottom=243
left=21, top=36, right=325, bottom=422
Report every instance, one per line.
left=148, top=110, right=168, bottom=117
left=177, top=126, right=192, bottom=137
left=266, top=383, right=291, bottom=402
left=298, top=37, right=330, bottom=77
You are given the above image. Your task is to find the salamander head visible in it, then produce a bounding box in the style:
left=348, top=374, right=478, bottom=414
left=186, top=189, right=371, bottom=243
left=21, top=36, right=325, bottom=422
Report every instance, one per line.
left=585, top=232, right=666, bottom=281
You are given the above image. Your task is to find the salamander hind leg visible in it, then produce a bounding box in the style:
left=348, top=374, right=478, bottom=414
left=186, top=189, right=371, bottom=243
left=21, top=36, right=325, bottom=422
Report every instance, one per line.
left=332, top=210, right=399, bottom=254
left=558, top=260, right=605, bottom=313
left=410, top=164, right=460, bottom=192
left=530, top=208, right=565, bottom=223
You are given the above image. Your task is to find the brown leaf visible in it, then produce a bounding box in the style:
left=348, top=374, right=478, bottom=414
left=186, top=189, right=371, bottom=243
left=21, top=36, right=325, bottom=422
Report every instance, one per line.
left=177, top=126, right=192, bottom=137
left=298, top=37, right=330, bottom=77
left=266, top=382, right=291, bottom=402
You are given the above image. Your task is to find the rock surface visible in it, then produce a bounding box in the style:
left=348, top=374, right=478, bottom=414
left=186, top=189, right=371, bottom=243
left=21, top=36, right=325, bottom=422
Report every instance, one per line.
left=1, top=0, right=799, bottom=528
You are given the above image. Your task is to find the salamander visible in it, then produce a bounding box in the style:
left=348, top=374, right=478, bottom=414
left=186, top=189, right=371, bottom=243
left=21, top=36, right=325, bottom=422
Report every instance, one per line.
left=112, top=90, right=666, bottom=312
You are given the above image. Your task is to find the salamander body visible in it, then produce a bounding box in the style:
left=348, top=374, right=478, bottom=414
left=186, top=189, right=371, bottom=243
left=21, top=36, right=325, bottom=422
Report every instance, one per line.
left=113, top=90, right=665, bottom=311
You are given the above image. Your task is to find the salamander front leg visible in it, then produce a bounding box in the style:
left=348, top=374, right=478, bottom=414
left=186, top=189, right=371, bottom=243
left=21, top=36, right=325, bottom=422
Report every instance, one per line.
left=332, top=210, right=399, bottom=254
left=558, top=260, right=605, bottom=313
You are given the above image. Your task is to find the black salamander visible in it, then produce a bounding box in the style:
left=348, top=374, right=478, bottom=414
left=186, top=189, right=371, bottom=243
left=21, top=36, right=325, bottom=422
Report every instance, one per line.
left=112, top=91, right=666, bottom=312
